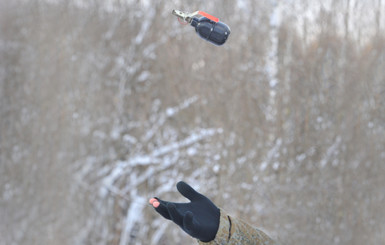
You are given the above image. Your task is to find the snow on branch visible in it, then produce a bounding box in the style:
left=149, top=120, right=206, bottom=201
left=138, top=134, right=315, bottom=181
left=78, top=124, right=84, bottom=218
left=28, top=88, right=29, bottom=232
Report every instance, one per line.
left=100, top=127, right=223, bottom=195
left=142, top=96, right=199, bottom=142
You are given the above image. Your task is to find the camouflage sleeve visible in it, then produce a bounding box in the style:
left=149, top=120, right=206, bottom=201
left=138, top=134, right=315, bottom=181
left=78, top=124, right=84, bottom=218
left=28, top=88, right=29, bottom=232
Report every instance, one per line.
left=198, top=209, right=276, bottom=245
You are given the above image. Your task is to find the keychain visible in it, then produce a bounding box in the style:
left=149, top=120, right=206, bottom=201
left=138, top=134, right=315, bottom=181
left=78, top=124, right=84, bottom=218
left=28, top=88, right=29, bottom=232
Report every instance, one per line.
left=172, top=10, right=231, bottom=46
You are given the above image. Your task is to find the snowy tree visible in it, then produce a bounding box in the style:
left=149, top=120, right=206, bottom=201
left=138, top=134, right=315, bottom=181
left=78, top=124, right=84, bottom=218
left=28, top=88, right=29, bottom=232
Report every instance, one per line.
left=1, top=0, right=385, bottom=244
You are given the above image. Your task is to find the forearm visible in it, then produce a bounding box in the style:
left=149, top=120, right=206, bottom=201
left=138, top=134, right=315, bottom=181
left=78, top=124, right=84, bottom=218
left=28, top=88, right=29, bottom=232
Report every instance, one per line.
left=198, top=209, right=276, bottom=245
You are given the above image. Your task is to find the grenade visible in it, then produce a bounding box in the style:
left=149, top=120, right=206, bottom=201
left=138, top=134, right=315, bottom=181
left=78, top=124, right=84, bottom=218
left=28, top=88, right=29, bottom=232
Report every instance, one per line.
left=191, top=17, right=230, bottom=46
left=172, top=10, right=231, bottom=46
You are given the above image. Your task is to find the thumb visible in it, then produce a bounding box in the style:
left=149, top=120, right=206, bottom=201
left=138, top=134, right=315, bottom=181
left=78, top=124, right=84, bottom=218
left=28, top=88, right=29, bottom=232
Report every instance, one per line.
left=176, top=181, right=202, bottom=202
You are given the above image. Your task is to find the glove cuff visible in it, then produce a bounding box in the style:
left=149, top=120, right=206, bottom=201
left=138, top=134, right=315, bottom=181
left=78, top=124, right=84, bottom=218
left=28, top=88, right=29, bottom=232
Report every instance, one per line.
left=197, top=209, right=233, bottom=244
left=198, top=209, right=277, bottom=245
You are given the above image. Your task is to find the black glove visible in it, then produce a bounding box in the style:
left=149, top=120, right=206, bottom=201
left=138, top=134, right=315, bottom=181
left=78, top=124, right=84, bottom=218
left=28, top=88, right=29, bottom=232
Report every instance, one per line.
left=149, top=181, right=220, bottom=242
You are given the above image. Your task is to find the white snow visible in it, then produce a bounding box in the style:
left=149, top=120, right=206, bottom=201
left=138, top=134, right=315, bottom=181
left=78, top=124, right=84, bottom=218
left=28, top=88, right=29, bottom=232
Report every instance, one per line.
left=137, top=71, right=151, bottom=82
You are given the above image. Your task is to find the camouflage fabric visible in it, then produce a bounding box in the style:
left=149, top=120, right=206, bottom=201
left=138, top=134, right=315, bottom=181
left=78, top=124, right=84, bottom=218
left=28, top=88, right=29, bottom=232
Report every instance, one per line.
left=198, top=209, right=276, bottom=245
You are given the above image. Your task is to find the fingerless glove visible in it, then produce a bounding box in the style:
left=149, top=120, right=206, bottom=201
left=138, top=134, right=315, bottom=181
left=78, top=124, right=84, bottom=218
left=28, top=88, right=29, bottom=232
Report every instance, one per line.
left=150, top=181, right=220, bottom=242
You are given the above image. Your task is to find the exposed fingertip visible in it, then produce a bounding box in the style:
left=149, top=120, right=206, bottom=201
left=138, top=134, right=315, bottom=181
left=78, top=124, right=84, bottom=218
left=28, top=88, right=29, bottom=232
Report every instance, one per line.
left=149, top=198, right=157, bottom=205
left=153, top=201, right=160, bottom=208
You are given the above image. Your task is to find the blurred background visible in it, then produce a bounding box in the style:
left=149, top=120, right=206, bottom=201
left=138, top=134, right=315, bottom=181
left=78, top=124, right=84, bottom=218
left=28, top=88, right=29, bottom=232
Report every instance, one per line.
left=1, top=0, right=385, bottom=244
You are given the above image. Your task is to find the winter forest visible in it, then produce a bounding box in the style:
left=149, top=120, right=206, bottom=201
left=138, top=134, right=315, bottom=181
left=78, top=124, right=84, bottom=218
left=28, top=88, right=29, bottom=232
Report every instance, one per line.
left=1, top=0, right=385, bottom=244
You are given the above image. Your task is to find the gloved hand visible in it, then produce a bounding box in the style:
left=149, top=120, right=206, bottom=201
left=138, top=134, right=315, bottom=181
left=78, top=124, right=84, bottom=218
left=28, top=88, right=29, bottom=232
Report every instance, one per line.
left=149, top=181, right=220, bottom=242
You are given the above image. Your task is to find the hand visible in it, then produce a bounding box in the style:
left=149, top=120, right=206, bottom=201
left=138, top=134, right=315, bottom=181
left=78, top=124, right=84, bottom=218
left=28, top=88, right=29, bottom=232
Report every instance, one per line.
left=149, top=181, right=220, bottom=242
